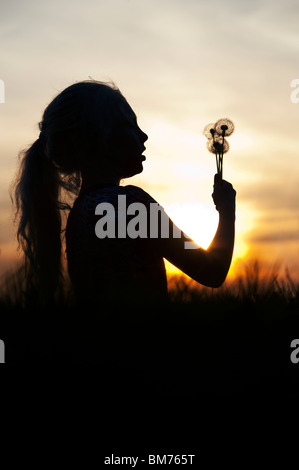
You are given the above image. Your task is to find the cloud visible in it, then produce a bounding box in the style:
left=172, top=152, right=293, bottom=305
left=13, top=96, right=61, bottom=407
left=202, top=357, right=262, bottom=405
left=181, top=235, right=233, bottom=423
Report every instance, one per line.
left=249, top=230, right=299, bottom=243
left=240, top=177, right=299, bottom=213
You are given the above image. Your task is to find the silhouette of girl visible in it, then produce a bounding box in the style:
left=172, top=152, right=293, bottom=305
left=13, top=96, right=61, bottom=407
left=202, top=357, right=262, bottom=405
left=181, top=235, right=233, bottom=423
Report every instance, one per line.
left=13, top=80, right=236, bottom=309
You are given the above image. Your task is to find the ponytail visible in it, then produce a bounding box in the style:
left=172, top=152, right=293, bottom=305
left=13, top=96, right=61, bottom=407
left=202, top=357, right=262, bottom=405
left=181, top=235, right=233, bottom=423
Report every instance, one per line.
left=13, top=137, right=64, bottom=305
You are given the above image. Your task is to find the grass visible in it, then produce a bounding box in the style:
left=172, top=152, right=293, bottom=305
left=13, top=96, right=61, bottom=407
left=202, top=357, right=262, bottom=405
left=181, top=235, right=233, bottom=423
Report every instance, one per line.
left=168, top=259, right=299, bottom=314
left=1, top=258, right=298, bottom=310
left=0, top=259, right=298, bottom=399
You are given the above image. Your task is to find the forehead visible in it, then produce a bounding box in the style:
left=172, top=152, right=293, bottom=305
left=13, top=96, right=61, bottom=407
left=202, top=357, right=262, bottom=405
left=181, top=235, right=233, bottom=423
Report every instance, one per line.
left=117, top=97, right=136, bottom=120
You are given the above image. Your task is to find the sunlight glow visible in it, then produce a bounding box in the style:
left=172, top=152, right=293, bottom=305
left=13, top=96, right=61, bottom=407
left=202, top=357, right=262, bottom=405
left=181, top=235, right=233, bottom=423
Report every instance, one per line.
left=228, top=132, right=254, bottom=152
left=164, top=201, right=253, bottom=279
left=165, top=202, right=218, bottom=249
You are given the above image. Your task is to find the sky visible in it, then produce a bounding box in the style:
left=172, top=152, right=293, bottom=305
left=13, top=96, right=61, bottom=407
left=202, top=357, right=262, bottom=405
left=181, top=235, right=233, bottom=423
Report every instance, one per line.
left=0, top=0, right=299, bottom=282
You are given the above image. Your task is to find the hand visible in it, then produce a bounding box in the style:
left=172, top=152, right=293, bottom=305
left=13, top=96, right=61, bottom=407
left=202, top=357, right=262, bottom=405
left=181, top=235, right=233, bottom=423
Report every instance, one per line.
left=212, top=174, right=236, bottom=214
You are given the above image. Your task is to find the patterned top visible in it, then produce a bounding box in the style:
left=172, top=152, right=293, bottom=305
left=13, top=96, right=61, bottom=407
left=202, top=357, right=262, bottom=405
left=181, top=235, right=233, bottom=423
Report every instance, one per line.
left=65, top=185, right=169, bottom=307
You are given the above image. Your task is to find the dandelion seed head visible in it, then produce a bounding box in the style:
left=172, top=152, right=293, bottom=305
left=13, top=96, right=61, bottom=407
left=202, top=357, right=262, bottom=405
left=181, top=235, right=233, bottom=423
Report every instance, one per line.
left=215, top=118, right=235, bottom=136
left=207, top=137, right=230, bottom=154
left=203, top=123, right=216, bottom=139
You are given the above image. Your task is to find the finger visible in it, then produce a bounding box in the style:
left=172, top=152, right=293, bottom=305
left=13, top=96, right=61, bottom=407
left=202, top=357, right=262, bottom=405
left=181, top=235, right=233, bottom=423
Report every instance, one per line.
left=220, top=179, right=233, bottom=189
left=214, top=173, right=221, bottom=184
left=214, top=174, right=222, bottom=189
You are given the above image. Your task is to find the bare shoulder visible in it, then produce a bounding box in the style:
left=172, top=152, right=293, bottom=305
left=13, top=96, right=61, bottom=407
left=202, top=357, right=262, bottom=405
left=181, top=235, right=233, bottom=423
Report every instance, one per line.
left=124, top=185, right=158, bottom=205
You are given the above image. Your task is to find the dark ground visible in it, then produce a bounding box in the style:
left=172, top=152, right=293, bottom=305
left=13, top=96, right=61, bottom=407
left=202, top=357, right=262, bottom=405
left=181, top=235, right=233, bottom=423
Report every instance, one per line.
left=1, top=270, right=299, bottom=465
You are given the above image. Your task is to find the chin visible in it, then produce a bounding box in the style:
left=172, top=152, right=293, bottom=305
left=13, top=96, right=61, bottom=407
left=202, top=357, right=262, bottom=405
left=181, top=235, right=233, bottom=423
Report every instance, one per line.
left=123, top=164, right=144, bottom=178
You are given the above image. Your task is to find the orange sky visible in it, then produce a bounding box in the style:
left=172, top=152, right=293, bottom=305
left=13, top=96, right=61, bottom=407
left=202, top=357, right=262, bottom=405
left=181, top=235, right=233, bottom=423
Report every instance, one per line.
left=0, top=0, right=299, bottom=282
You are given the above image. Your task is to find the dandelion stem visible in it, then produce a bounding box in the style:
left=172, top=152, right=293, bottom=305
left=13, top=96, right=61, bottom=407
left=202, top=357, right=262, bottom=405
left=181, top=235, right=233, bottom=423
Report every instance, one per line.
left=221, top=131, right=226, bottom=180
left=220, top=154, right=222, bottom=179
left=216, top=153, right=220, bottom=175
left=220, top=151, right=223, bottom=179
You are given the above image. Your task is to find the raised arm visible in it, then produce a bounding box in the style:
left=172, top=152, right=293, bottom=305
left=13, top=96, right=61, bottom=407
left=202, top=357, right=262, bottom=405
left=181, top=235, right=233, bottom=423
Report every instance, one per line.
left=161, top=174, right=236, bottom=288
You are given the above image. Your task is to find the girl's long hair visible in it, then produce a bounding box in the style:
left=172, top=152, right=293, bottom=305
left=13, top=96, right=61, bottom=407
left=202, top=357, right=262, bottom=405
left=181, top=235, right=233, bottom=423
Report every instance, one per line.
left=12, top=80, right=123, bottom=305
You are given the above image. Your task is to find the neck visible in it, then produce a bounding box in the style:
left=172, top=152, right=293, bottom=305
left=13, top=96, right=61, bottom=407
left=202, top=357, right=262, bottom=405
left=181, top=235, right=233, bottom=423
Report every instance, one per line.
left=80, top=173, right=120, bottom=193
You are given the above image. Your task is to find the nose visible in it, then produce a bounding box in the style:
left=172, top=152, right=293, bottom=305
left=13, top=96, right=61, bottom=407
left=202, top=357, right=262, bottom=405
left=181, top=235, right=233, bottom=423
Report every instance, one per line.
left=138, top=127, right=148, bottom=143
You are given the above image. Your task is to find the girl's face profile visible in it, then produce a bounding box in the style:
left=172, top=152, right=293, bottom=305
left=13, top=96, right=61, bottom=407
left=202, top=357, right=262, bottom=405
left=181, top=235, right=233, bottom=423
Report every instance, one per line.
left=106, top=98, right=148, bottom=179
